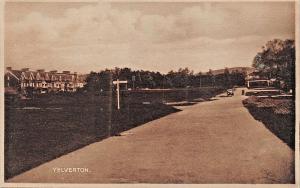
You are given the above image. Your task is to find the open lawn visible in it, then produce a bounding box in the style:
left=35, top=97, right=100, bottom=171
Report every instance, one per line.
left=5, top=87, right=223, bottom=179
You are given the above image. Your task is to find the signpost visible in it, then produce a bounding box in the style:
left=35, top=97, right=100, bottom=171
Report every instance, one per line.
left=113, top=79, right=128, bottom=110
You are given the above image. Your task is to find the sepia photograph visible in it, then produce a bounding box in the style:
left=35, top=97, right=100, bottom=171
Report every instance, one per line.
left=1, top=0, right=298, bottom=186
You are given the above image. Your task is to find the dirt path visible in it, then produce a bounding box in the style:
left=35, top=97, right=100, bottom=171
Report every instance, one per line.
left=8, top=88, right=294, bottom=183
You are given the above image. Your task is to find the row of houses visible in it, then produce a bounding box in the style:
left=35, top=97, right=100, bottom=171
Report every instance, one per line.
left=5, top=67, right=87, bottom=95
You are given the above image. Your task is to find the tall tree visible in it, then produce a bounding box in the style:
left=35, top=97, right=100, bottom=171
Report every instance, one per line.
left=252, top=39, right=295, bottom=92
left=85, top=71, right=100, bottom=92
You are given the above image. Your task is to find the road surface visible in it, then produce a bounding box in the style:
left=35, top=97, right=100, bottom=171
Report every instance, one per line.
left=8, top=88, right=294, bottom=183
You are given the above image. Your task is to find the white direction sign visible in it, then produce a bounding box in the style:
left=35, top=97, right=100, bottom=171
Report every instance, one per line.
left=113, top=79, right=128, bottom=110
left=113, top=80, right=128, bottom=84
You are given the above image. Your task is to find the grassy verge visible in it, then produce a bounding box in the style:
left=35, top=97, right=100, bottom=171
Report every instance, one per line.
left=242, top=96, right=295, bottom=149
left=5, top=87, right=223, bottom=179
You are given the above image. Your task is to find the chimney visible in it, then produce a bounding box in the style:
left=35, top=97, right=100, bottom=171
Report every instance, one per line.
left=21, top=68, right=29, bottom=72
left=6, top=67, right=12, bottom=71
left=63, top=71, right=70, bottom=74
left=37, top=69, right=45, bottom=72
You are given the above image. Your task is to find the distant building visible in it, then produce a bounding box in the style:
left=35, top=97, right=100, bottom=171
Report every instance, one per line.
left=4, top=67, right=87, bottom=95
left=246, top=80, right=270, bottom=88
left=244, top=70, right=281, bottom=89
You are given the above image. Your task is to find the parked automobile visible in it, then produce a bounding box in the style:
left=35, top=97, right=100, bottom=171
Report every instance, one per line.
left=227, top=89, right=234, bottom=96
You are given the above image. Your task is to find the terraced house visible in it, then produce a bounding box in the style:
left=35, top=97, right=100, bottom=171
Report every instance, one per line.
left=5, top=67, right=87, bottom=95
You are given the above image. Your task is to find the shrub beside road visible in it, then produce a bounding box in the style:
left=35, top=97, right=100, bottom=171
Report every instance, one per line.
left=243, top=96, right=295, bottom=149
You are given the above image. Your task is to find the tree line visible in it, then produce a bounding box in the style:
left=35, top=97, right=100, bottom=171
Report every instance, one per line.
left=252, top=39, right=295, bottom=92
left=84, top=67, right=246, bottom=92
left=84, top=38, right=295, bottom=93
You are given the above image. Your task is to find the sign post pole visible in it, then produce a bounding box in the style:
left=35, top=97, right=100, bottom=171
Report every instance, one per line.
left=113, top=79, right=128, bottom=110
left=117, top=79, right=120, bottom=110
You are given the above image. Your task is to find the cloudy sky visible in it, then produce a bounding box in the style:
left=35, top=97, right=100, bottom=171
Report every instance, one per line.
left=5, top=1, right=295, bottom=74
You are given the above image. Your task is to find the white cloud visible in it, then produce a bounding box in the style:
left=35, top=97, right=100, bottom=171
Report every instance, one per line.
left=5, top=2, right=294, bottom=73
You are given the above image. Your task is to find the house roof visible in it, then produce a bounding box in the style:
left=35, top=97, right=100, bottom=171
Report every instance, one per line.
left=21, top=71, right=36, bottom=80
left=5, top=70, right=22, bottom=80
left=6, top=68, right=87, bottom=83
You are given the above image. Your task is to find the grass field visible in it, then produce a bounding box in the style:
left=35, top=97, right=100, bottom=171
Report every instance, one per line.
left=5, top=87, right=224, bottom=179
left=243, top=96, right=295, bottom=149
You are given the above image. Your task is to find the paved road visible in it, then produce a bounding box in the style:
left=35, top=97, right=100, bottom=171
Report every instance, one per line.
left=8, top=88, right=294, bottom=183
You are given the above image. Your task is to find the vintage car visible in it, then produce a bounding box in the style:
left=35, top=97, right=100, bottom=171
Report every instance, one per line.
left=227, top=89, right=234, bottom=96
